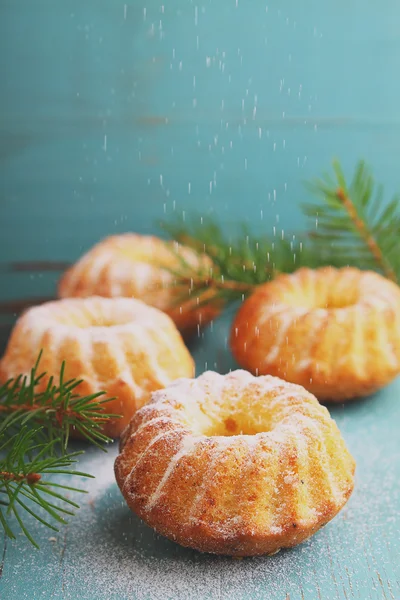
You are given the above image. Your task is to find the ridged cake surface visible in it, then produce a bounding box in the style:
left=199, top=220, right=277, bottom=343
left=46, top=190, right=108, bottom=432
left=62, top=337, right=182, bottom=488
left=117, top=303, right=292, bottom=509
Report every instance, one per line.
left=231, top=267, right=400, bottom=401
left=115, top=370, right=355, bottom=556
left=0, top=297, right=194, bottom=437
left=58, top=233, right=219, bottom=335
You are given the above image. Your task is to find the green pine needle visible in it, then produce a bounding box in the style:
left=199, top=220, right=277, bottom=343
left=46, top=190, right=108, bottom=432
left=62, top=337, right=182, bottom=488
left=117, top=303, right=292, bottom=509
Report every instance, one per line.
left=303, top=159, right=400, bottom=282
left=160, top=216, right=312, bottom=308
left=0, top=352, right=122, bottom=547
left=1, top=157, right=398, bottom=548
left=0, top=351, right=120, bottom=451
left=161, top=159, right=400, bottom=313
left=0, top=426, right=91, bottom=548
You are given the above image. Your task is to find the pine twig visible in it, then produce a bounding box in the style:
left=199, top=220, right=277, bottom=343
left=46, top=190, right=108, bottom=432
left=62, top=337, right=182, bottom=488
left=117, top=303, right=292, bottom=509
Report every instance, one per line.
left=0, top=353, right=120, bottom=546
left=303, top=159, right=400, bottom=283
left=0, top=352, right=119, bottom=451
left=0, top=426, right=92, bottom=548
left=168, top=275, right=255, bottom=314
left=335, top=187, right=397, bottom=282
left=160, top=217, right=310, bottom=309
left=161, top=159, right=400, bottom=315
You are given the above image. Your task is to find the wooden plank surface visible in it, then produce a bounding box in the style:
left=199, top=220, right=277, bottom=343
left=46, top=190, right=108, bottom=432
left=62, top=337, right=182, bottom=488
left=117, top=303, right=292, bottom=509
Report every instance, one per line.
left=2, top=0, right=400, bottom=265
left=0, top=312, right=399, bottom=600
left=1, top=0, right=400, bottom=598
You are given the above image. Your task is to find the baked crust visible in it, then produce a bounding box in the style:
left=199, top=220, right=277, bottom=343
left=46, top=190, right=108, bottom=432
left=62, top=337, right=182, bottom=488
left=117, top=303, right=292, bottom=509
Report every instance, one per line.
left=115, top=370, right=355, bottom=556
left=231, top=267, right=400, bottom=401
left=58, top=233, right=220, bottom=335
left=0, top=296, right=194, bottom=437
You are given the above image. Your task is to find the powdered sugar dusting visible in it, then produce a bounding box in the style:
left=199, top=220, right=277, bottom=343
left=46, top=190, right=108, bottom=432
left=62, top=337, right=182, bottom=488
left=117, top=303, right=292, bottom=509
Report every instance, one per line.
left=36, top=444, right=358, bottom=600
left=3, top=312, right=399, bottom=599
left=2, top=367, right=398, bottom=600
left=145, top=436, right=201, bottom=511
left=115, top=369, right=354, bottom=558
left=58, top=233, right=213, bottom=316
left=263, top=308, right=308, bottom=365
left=80, top=446, right=118, bottom=498
left=1, top=296, right=193, bottom=420
left=123, top=430, right=181, bottom=496
left=295, top=309, right=327, bottom=372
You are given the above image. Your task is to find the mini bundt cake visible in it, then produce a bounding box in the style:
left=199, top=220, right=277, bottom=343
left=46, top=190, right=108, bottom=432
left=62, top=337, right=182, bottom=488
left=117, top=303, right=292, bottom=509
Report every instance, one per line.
left=231, top=267, right=400, bottom=402
left=0, top=297, right=194, bottom=438
left=115, top=370, right=355, bottom=556
left=58, top=233, right=220, bottom=335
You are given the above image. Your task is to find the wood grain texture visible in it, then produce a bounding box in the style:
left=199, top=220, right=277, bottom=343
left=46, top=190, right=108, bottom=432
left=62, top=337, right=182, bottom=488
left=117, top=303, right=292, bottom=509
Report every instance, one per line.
left=0, top=313, right=399, bottom=600
left=1, top=0, right=400, bottom=597
left=0, top=297, right=55, bottom=314
left=2, top=0, right=400, bottom=264
left=0, top=262, right=70, bottom=273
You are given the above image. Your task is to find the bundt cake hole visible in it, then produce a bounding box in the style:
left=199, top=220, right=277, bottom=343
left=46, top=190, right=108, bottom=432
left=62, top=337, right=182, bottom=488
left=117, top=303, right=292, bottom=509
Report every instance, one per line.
left=224, top=417, right=238, bottom=434
left=320, top=287, right=359, bottom=310
left=115, top=371, right=356, bottom=556
left=283, top=284, right=359, bottom=311
left=54, top=309, right=136, bottom=329
left=118, top=247, right=154, bottom=263
left=205, top=418, right=266, bottom=437
left=322, top=297, right=357, bottom=309
left=190, top=396, right=277, bottom=437
left=118, top=242, right=191, bottom=271
left=297, top=295, right=358, bottom=311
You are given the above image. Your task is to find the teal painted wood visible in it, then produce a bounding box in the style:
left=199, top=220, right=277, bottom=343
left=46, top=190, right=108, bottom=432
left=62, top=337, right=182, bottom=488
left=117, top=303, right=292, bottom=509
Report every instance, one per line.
left=0, top=312, right=399, bottom=600
left=1, top=0, right=400, bottom=270
left=1, top=1, right=400, bottom=598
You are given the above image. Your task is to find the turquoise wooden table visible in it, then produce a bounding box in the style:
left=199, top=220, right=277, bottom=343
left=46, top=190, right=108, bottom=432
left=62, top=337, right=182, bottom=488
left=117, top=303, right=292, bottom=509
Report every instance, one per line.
left=1, top=1, right=400, bottom=598
left=0, top=312, right=399, bottom=600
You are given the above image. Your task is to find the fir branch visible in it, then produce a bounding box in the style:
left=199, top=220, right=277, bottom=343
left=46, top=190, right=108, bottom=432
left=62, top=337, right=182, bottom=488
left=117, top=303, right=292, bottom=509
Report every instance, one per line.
left=0, top=352, right=119, bottom=451
left=161, top=159, right=400, bottom=315
left=0, top=354, right=119, bottom=545
left=303, top=159, right=400, bottom=282
left=0, top=426, right=91, bottom=548
left=335, top=187, right=396, bottom=280
left=161, top=217, right=309, bottom=308
left=163, top=242, right=254, bottom=310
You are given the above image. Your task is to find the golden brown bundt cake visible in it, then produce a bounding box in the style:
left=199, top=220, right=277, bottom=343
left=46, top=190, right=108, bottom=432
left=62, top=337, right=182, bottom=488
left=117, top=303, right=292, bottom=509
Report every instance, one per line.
left=0, top=297, right=194, bottom=437
left=231, top=267, right=400, bottom=402
left=58, top=233, right=220, bottom=335
left=115, top=370, right=355, bottom=556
